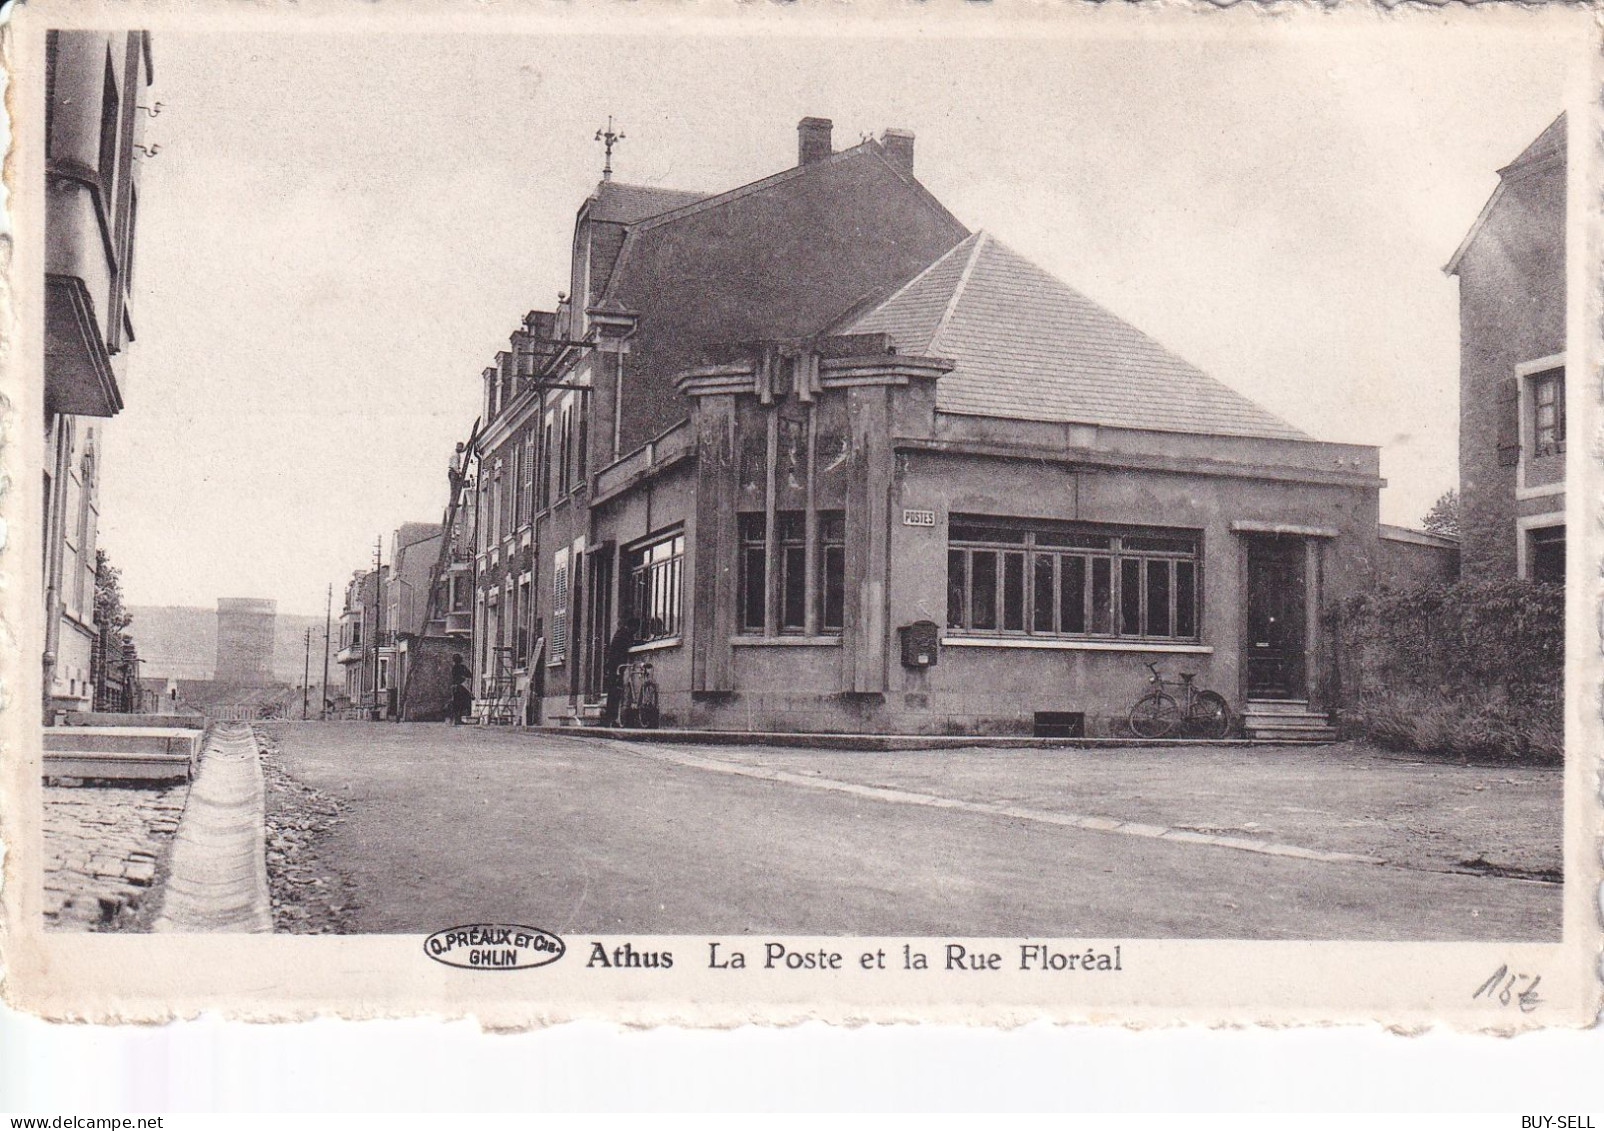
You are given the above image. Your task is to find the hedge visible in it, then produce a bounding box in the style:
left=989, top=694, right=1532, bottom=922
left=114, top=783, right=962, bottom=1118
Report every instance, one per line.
left=1329, top=579, right=1563, bottom=762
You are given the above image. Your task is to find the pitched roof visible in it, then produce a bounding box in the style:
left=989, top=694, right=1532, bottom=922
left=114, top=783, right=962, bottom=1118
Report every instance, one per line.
left=1503, top=111, right=1566, bottom=173
left=591, top=139, right=972, bottom=453
left=1446, top=113, right=1566, bottom=276
left=585, top=181, right=708, bottom=225
left=841, top=232, right=1306, bottom=441
left=599, top=139, right=966, bottom=304
left=394, top=522, right=443, bottom=552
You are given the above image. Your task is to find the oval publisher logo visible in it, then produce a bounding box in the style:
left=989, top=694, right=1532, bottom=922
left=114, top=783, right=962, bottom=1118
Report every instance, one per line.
left=423, top=924, right=566, bottom=971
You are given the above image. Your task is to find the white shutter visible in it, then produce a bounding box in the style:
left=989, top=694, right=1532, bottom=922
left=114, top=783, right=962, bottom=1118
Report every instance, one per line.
left=551, top=549, right=569, bottom=661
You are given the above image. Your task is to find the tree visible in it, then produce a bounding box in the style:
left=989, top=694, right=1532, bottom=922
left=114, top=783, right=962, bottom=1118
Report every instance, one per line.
left=93, top=549, right=132, bottom=636
left=1421, top=489, right=1460, bottom=539
left=91, top=550, right=135, bottom=710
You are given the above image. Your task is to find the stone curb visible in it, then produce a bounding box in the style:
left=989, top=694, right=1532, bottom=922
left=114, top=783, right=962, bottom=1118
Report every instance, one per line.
left=153, top=724, right=273, bottom=933
left=530, top=725, right=1329, bottom=751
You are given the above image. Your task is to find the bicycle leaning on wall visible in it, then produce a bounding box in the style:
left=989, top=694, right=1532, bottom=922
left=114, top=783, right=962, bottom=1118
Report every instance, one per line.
left=617, top=659, right=660, bottom=729
left=1126, top=662, right=1232, bottom=739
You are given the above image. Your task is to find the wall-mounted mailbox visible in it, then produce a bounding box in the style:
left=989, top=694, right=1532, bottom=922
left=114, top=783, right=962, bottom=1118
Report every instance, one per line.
left=898, top=620, right=940, bottom=668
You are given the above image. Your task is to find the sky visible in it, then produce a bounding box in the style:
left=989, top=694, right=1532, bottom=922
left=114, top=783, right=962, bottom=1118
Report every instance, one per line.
left=90, top=18, right=1583, bottom=616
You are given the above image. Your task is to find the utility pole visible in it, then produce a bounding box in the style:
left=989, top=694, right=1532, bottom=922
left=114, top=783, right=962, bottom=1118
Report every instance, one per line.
left=320, top=582, right=332, bottom=721
left=301, top=627, right=311, bottom=720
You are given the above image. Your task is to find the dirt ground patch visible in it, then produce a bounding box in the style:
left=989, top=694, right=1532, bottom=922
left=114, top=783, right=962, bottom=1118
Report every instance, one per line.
left=257, top=725, right=362, bottom=933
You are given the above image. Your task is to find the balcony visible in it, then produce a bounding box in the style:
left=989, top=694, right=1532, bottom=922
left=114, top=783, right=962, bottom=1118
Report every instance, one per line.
left=45, top=273, right=121, bottom=418
left=445, top=610, right=473, bottom=636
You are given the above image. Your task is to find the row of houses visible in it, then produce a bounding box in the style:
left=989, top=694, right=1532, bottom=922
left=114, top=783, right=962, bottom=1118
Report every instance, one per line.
left=338, top=112, right=1564, bottom=737
left=42, top=30, right=157, bottom=719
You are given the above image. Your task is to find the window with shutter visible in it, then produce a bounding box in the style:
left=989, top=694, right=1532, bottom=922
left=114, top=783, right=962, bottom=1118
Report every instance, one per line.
left=551, top=549, right=569, bottom=663
left=1532, top=368, right=1565, bottom=457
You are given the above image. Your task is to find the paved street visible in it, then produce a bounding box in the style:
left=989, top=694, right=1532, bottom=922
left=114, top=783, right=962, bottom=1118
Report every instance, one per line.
left=263, top=721, right=1562, bottom=940
left=43, top=783, right=187, bottom=930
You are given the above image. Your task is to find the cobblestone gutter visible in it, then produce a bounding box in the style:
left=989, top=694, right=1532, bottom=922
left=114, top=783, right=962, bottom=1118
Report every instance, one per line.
left=42, top=782, right=189, bottom=930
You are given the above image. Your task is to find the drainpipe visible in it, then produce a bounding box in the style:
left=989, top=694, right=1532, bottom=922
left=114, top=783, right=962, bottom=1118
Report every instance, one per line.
left=42, top=416, right=71, bottom=717
left=612, top=348, right=624, bottom=463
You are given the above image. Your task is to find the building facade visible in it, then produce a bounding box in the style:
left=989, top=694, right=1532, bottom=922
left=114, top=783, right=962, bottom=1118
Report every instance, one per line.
left=382, top=521, right=443, bottom=719
left=1446, top=114, right=1566, bottom=584
left=334, top=569, right=380, bottom=711
left=470, top=120, right=970, bottom=725
left=43, top=30, right=155, bottom=713
left=466, top=117, right=1388, bottom=736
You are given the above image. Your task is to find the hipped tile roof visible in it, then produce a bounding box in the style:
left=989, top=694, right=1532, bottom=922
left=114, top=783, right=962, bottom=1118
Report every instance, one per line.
left=842, top=232, right=1306, bottom=441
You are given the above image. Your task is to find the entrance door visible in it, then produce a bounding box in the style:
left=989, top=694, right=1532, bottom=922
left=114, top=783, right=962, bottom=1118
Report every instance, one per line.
left=583, top=546, right=614, bottom=701
left=1245, top=539, right=1306, bottom=699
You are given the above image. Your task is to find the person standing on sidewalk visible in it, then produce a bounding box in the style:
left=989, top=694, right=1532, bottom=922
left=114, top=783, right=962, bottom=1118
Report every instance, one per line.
left=448, top=654, right=472, bottom=725
left=603, top=619, right=639, bottom=727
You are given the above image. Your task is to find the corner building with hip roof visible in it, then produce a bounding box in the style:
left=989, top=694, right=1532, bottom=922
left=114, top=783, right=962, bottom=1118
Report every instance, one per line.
left=469, top=117, right=1390, bottom=738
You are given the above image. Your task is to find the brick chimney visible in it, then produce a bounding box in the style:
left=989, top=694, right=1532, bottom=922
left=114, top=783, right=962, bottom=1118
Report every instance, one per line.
left=798, top=117, right=833, bottom=165
left=880, top=128, right=914, bottom=173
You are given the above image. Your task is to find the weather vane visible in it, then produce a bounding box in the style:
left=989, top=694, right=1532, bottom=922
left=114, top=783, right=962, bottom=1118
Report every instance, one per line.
left=594, top=116, right=625, bottom=182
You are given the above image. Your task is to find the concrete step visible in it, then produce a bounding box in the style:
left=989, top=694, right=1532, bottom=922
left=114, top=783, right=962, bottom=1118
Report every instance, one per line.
left=42, top=727, right=204, bottom=758
left=44, top=749, right=193, bottom=783
left=64, top=711, right=206, bottom=729
left=557, top=714, right=606, bottom=728
left=1240, top=714, right=1334, bottom=729
left=1242, top=699, right=1314, bottom=716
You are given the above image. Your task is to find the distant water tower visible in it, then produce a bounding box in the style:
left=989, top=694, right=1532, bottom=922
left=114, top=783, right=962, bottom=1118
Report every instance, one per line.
left=215, top=597, right=277, bottom=686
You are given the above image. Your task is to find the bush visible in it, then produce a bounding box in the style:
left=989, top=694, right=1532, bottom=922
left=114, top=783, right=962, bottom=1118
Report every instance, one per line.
left=1331, top=578, right=1562, bottom=763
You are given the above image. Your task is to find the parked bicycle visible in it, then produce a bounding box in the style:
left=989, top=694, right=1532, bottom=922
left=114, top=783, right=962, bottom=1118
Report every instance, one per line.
left=1127, top=662, right=1232, bottom=739
left=617, top=659, right=660, bottom=729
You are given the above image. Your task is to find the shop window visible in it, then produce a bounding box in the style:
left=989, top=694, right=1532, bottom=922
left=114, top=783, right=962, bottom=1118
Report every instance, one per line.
left=1531, top=368, right=1565, bottom=457
left=627, top=529, right=685, bottom=643
left=947, top=517, right=1201, bottom=642
left=738, top=514, right=767, bottom=633
left=778, top=513, right=807, bottom=631
left=739, top=510, right=845, bottom=636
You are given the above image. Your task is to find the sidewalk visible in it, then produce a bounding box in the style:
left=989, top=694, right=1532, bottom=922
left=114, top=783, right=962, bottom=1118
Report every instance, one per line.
left=42, top=782, right=187, bottom=929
